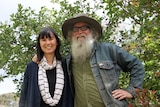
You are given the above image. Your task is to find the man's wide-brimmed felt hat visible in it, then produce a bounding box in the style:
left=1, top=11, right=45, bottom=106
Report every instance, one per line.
left=62, top=13, right=102, bottom=39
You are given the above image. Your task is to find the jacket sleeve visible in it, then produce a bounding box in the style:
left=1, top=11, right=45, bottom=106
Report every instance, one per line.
left=19, top=64, right=29, bottom=107
left=114, top=45, right=145, bottom=97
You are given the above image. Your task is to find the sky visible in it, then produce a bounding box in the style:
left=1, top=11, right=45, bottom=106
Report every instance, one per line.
left=0, top=0, right=55, bottom=95
left=0, top=69, right=20, bottom=95
left=0, top=0, right=55, bottom=22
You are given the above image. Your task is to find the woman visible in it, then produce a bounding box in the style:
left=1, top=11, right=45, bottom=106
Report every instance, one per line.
left=19, top=27, right=73, bottom=107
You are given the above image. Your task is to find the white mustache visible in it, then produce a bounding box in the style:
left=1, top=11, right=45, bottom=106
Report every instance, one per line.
left=76, top=33, right=87, bottom=38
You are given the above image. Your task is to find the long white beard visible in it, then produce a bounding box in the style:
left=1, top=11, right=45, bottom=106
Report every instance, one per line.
left=71, top=34, right=94, bottom=63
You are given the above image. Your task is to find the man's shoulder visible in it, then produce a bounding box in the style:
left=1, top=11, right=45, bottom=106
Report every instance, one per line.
left=100, top=42, right=115, bottom=46
left=63, top=53, right=72, bottom=59
left=98, top=42, right=116, bottom=48
left=62, top=53, right=72, bottom=66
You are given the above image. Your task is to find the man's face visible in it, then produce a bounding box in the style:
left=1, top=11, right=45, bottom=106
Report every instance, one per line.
left=71, top=22, right=94, bottom=63
left=72, top=22, right=91, bottom=42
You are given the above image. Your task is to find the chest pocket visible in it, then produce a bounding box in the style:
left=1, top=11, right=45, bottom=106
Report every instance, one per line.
left=98, top=61, right=114, bottom=69
left=98, top=61, right=116, bottom=81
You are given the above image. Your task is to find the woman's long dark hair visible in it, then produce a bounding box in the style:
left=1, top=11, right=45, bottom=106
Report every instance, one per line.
left=36, top=27, right=62, bottom=62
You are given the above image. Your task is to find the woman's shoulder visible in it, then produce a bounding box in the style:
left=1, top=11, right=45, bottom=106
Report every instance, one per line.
left=27, top=61, right=38, bottom=66
left=26, top=61, right=39, bottom=69
left=24, top=61, right=39, bottom=75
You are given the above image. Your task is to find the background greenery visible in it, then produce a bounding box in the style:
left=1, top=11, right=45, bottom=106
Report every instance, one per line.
left=0, top=0, right=159, bottom=106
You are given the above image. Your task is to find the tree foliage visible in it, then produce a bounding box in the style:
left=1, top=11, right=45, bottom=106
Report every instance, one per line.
left=0, top=0, right=159, bottom=105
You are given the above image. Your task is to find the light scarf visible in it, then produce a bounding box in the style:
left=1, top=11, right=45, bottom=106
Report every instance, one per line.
left=38, top=56, right=64, bottom=106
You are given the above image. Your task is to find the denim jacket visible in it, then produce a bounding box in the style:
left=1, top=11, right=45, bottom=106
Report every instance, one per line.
left=64, top=42, right=145, bottom=107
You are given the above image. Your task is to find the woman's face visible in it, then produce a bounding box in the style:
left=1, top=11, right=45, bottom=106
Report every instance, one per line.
left=40, top=32, right=57, bottom=56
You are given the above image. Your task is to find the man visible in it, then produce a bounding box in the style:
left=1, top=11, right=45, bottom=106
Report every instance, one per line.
left=62, top=13, right=145, bottom=107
